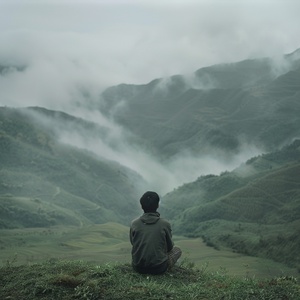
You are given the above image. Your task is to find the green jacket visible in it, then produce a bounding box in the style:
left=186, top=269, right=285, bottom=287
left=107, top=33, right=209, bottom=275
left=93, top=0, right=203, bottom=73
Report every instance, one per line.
left=130, top=212, right=174, bottom=274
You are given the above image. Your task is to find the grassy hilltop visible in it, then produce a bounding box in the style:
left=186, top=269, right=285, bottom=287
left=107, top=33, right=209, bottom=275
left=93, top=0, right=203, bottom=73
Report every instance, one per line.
left=1, top=260, right=300, bottom=300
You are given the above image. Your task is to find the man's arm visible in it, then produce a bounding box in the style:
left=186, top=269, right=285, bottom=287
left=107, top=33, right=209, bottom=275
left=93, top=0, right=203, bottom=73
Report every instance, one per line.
left=165, top=223, right=174, bottom=252
left=129, top=227, right=134, bottom=245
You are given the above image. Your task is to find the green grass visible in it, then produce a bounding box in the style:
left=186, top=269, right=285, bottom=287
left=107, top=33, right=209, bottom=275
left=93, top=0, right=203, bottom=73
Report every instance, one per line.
left=1, top=259, right=299, bottom=300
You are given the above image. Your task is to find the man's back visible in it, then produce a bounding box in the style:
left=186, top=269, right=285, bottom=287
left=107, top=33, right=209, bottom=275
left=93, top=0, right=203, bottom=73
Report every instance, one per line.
left=130, top=212, right=173, bottom=274
left=130, top=191, right=182, bottom=274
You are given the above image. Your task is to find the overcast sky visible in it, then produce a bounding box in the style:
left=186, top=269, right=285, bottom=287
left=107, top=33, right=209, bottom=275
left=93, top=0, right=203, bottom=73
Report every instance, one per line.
left=1, top=0, right=300, bottom=106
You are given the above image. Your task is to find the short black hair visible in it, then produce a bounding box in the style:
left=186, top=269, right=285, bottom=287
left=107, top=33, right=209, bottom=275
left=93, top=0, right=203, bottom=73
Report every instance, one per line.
left=140, top=191, right=160, bottom=213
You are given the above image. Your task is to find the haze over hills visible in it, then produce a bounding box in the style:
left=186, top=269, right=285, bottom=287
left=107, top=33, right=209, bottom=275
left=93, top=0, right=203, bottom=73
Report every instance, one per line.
left=1, top=50, right=300, bottom=270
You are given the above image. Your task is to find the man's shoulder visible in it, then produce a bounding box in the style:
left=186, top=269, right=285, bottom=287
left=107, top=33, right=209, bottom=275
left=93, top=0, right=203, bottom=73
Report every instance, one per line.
left=131, top=217, right=141, bottom=226
left=158, top=217, right=171, bottom=226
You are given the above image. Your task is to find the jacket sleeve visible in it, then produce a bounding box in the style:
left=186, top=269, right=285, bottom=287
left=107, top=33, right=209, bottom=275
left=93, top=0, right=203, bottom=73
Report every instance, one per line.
left=129, top=226, right=133, bottom=245
left=165, top=222, right=174, bottom=252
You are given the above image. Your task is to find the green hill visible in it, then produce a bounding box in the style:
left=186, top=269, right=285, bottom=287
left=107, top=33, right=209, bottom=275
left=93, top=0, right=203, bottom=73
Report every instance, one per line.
left=0, top=107, right=145, bottom=229
left=161, top=140, right=300, bottom=270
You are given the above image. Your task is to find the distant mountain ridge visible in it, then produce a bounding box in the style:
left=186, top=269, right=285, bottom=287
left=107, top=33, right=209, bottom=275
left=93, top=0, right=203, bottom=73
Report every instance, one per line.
left=99, top=49, right=300, bottom=159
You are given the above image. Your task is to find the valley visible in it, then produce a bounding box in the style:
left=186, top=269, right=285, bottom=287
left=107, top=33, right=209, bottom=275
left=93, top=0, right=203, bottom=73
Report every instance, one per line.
left=0, top=223, right=298, bottom=279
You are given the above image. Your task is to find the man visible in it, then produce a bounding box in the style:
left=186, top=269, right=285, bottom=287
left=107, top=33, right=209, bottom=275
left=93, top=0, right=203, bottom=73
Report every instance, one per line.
left=130, top=191, right=182, bottom=274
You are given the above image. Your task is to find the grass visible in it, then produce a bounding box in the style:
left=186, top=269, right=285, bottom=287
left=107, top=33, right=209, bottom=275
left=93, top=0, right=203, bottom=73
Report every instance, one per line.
left=1, top=259, right=299, bottom=300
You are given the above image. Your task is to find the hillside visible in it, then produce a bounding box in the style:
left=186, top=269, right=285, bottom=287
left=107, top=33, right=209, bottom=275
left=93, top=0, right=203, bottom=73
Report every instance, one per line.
left=161, top=140, right=300, bottom=270
left=0, top=107, right=145, bottom=228
left=99, top=50, right=300, bottom=159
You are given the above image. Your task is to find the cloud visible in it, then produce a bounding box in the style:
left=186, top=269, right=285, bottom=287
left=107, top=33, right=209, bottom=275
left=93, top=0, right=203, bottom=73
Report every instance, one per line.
left=61, top=130, right=263, bottom=195
left=1, top=1, right=300, bottom=98
left=41, top=106, right=263, bottom=195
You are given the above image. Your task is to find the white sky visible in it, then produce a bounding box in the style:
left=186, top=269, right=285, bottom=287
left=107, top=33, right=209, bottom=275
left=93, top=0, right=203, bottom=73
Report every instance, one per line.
left=0, top=0, right=300, bottom=93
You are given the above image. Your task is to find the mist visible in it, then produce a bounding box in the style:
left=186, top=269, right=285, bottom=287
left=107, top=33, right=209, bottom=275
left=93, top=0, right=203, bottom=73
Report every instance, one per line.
left=1, top=1, right=300, bottom=92
left=33, top=106, right=261, bottom=195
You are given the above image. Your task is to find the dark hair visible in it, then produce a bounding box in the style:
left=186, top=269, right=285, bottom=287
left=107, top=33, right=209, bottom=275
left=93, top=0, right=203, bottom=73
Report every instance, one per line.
left=140, top=191, right=160, bottom=213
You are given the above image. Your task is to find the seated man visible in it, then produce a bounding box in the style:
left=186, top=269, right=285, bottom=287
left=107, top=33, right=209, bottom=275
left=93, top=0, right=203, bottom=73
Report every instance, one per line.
left=130, top=191, right=182, bottom=274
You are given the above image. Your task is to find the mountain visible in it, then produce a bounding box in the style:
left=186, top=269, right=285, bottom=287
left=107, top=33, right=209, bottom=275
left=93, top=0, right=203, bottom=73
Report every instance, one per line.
left=0, top=107, right=146, bottom=229
left=160, top=140, right=300, bottom=269
left=98, top=49, right=300, bottom=160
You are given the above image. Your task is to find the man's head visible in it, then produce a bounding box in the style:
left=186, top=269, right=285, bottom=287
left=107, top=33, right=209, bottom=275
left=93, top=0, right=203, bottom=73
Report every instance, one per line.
left=140, top=191, right=160, bottom=213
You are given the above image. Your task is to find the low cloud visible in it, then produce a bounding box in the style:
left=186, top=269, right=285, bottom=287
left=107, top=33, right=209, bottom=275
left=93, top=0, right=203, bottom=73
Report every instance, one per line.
left=44, top=108, right=263, bottom=195
left=1, top=1, right=300, bottom=110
